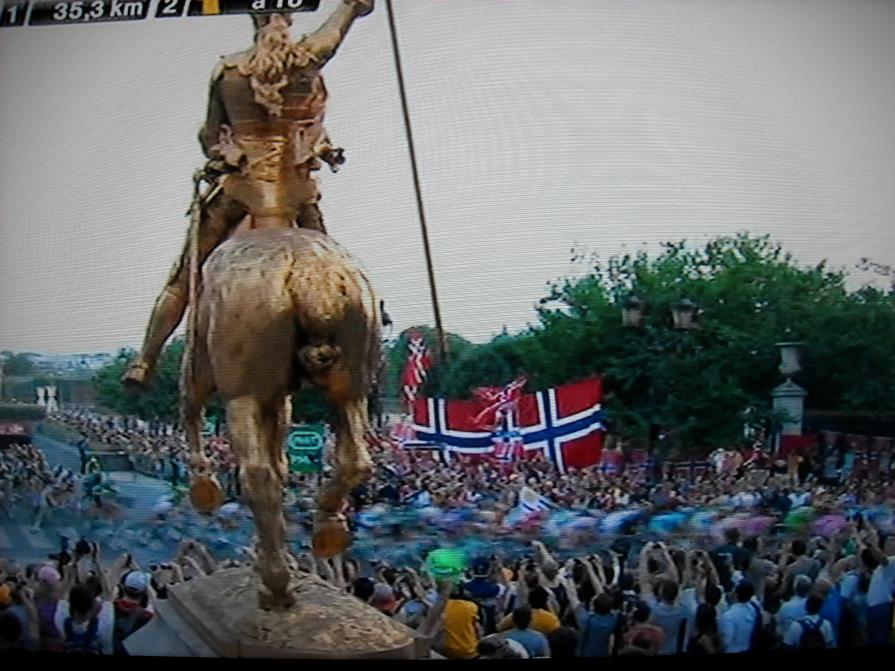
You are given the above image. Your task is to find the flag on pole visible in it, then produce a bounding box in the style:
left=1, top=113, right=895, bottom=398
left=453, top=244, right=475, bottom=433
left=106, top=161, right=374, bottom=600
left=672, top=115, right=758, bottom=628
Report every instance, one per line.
left=401, top=331, right=432, bottom=408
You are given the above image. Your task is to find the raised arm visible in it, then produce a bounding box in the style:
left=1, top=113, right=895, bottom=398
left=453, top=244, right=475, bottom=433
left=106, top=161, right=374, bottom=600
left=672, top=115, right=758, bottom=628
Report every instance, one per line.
left=198, top=65, right=229, bottom=159
left=492, top=558, right=512, bottom=616
left=561, top=560, right=581, bottom=611
left=638, top=544, right=655, bottom=600
left=303, top=0, right=374, bottom=66
left=657, top=543, right=680, bottom=584
left=584, top=557, right=604, bottom=597
left=701, top=551, right=720, bottom=588
left=532, top=540, right=558, bottom=568
left=609, top=550, right=622, bottom=586
left=515, top=565, right=530, bottom=608
left=417, top=578, right=453, bottom=642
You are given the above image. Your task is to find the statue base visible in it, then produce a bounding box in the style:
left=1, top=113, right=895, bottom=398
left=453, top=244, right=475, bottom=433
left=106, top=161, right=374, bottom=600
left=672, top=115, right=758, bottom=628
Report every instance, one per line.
left=125, top=567, right=425, bottom=659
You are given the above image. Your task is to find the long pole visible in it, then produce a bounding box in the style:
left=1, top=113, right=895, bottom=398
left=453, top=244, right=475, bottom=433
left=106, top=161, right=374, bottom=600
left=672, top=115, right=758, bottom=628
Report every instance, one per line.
left=384, top=0, right=448, bottom=364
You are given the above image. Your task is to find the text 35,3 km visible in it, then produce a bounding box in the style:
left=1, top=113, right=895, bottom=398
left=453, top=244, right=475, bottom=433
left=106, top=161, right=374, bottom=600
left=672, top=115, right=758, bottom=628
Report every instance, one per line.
left=29, top=0, right=150, bottom=24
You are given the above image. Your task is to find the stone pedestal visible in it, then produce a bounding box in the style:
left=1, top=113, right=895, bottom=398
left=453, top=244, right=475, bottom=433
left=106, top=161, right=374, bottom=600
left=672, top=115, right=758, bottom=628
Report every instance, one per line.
left=126, top=567, right=425, bottom=659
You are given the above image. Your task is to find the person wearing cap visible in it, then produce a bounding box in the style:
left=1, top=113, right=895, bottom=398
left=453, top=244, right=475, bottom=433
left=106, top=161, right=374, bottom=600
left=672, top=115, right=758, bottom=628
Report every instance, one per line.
left=112, top=570, right=154, bottom=655
left=462, top=557, right=509, bottom=635
left=370, top=582, right=398, bottom=616
left=34, top=564, right=65, bottom=652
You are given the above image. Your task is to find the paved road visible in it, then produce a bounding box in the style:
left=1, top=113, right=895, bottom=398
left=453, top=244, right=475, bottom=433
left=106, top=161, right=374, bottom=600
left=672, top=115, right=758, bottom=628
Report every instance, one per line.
left=1, top=431, right=256, bottom=567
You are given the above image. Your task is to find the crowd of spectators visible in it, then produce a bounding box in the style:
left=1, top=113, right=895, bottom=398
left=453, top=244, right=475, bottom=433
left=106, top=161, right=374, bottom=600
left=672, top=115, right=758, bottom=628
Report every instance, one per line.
left=1, top=409, right=887, bottom=656
left=4, top=517, right=895, bottom=656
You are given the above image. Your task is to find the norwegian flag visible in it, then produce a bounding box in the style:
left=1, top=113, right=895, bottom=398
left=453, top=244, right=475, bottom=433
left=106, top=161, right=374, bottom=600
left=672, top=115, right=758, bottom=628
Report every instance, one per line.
left=401, top=331, right=432, bottom=408
left=411, top=377, right=605, bottom=473
left=472, top=376, right=528, bottom=430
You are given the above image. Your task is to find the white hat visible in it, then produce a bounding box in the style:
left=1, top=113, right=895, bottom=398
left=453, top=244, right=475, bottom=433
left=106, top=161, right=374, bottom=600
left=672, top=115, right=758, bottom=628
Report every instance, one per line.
left=124, top=570, right=151, bottom=593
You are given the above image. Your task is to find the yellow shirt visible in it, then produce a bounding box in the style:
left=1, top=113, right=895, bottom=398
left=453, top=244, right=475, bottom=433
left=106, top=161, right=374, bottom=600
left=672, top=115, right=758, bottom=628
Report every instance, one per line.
left=498, top=608, right=561, bottom=635
left=442, top=599, right=480, bottom=660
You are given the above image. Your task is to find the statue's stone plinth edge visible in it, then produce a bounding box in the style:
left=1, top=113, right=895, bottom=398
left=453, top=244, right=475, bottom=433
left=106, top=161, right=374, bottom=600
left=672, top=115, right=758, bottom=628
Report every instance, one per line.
left=132, top=566, right=424, bottom=659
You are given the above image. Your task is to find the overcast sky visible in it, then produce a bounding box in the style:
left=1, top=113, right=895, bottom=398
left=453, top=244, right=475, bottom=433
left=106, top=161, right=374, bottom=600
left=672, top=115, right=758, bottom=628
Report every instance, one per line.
left=1, top=0, right=894, bottom=355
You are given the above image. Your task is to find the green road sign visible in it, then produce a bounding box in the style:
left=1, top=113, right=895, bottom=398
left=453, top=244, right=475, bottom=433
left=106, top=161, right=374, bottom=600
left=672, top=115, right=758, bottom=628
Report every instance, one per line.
left=287, top=424, right=325, bottom=473
left=201, top=418, right=216, bottom=437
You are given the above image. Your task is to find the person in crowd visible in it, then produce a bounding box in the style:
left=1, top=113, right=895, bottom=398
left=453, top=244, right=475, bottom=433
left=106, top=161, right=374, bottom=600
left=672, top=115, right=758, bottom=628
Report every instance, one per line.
left=782, top=593, right=835, bottom=649
left=546, top=626, right=578, bottom=659
left=777, top=572, right=811, bottom=633
left=639, top=543, right=690, bottom=655
left=718, top=580, right=760, bottom=653
left=463, top=557, right=509, bottom=635
left=860, top=537, right=895, bottom=646
left=500, top=606, right=550, bottom=657
left=623, top=601, right=664, bottom=654
left=475, top=634, right=528, bottom=659
left=112, top=570, right=154, bottom=655
left=687, top=603, right=721, bottom=654
left=561, top=557, right=618, bottom=657
left=439, top=582, right=483, bottom=660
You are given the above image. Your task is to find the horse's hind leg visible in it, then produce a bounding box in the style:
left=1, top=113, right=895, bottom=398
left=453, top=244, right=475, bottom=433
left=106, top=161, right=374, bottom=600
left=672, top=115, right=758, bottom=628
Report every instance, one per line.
left=228, top=395, right=294, bottom=609
left=181, top=304, right=222, bottom=513
left=181, top=323, right=215, bottom=476
left=302, top=349, right=374, bottom=558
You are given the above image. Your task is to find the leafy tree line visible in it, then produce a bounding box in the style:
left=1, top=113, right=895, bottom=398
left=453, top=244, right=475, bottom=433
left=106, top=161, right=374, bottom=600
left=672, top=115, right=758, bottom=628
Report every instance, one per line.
left=425, top=234, right=895, bottom=456
left=92, top=339, right=331, bottom=425
left=86, top=234, right=895, bottom=456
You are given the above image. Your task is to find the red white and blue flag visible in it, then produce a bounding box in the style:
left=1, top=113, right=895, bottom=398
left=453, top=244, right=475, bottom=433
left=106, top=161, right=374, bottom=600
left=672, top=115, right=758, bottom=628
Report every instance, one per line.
left=472, top=376, right=528, bottom=431
left=411, top=377, right=605, bottom=473
left=401, top=331, right=432, bottom=408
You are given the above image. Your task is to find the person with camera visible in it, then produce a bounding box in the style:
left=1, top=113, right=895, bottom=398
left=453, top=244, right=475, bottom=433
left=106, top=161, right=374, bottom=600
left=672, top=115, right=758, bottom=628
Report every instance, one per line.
left=52, top=542, right=116, bottom=654
left=0, top=581, right=40, bottom=652
left=638, top=541, right=691, bottom=655
left=112, top=561, right=154, bottom=656
left=559, top=555, right=618, bottom=657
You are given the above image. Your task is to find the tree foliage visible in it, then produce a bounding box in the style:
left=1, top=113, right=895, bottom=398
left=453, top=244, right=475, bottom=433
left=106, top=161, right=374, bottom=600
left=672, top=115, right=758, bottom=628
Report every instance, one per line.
left=93, top=341, right=187, bottom=422
left=92, top=338, right=331, bottom=425
left=431, top=234, right=895, bottom=457
left=1, top=352, right=36, bottom=376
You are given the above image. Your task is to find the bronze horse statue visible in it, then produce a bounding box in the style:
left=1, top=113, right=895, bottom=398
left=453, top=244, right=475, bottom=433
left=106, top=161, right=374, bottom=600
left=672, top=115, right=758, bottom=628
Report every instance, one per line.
left=182, top=225, right=379, bottom=609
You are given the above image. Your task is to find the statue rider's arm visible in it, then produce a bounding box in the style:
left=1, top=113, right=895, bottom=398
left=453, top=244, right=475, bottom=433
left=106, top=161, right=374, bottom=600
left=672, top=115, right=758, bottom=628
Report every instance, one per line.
left=198, top=66, right=229, bottom=159
left=304, top=0, right=374, bottom=66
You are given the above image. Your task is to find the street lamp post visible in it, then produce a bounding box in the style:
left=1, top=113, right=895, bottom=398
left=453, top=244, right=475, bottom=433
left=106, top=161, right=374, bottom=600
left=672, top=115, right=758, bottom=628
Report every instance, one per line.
left=622, top=296, right=698, bottom=479
left=772, top=341, right=807, bottom=454
left=670, top=298, right=698, bottom=331
left=621, top=296, right=645, bottom=328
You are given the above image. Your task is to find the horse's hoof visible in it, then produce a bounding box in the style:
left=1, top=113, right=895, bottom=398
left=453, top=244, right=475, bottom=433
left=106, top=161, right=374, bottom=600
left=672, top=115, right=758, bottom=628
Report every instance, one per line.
left=312, top=514, right=350, bottom=559
left=190, top=474, right=224, bottom=514
left=121, top=360, right=152, bottom=389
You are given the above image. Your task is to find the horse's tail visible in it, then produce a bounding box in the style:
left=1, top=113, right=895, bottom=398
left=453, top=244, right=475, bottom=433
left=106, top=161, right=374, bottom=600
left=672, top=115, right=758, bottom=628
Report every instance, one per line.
left=298, top=342, right=342, bottom=375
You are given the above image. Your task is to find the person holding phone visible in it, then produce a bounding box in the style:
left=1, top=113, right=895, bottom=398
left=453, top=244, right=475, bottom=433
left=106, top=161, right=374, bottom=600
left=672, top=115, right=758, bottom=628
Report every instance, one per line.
left=112, top=562, right=154, bottom=655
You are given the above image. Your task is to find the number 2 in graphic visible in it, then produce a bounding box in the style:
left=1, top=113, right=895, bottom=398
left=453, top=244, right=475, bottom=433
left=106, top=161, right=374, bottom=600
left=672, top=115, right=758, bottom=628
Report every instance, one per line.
left=155, top=0, right=182, bottom=17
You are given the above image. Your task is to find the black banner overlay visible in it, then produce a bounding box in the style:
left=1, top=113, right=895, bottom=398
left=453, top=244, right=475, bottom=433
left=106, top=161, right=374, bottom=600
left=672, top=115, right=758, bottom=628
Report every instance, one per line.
left=29, top=0, right=150, bottom=24
left=187, top=0, right=318, bottom=18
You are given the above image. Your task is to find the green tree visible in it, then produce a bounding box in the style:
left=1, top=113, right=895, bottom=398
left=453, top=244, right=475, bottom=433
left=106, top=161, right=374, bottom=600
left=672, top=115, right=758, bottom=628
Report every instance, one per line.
left=435, top=234, right=895, bottom=457
left=92, top=340, right=334, bottom=426
left=92, top=340, right=187, bottom=422
left=1, top=352, right=36, bottom=376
